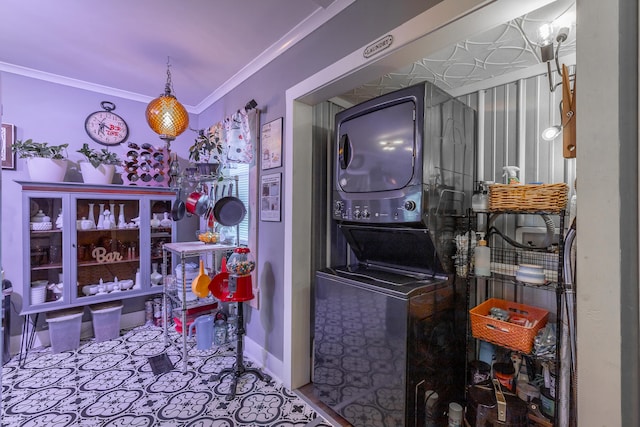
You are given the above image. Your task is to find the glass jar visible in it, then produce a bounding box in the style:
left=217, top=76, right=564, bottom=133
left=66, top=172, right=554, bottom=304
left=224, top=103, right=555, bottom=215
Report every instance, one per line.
left=471, top=181, right=490, bottom=212
left=226, top=315, right=238, bottom=342
left=214, top=319, right=227, bottom=345
left=216, top=224, right=237, bottom=245
left=227, top=247, right=255, bottom=276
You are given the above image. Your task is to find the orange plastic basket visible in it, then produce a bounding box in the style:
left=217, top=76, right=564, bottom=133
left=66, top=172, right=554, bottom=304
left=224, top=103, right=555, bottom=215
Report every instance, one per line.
left=469, top=298, right=549, bottom=353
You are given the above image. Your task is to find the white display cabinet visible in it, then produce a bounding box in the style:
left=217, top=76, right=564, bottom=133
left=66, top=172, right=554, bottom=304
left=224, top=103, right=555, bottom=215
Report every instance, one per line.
left=19, top=181, right=176, bottom=315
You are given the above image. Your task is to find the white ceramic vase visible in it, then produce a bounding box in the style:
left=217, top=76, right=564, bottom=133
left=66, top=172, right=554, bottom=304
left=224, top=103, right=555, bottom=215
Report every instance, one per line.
left=27, top=158, right=67, bottom=182
left=150, top=263, right=163, bottom=286
left=97, top=204, right=105, bottom=229
left=118, top=204, right=126, bottom=228
left=79, top=161, right=115, bottom=184
left=87, top=203, right=95, bottom=227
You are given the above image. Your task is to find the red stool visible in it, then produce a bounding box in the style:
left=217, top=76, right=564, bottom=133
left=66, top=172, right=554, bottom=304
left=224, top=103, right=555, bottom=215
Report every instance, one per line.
left=211, top=274, right=271, bottom=400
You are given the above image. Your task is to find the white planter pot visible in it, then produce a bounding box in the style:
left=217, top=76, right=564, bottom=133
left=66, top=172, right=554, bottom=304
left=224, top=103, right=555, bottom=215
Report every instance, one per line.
left=27, top=158, right=67, bottom=182
left=79, top=161, right=115, bottom=184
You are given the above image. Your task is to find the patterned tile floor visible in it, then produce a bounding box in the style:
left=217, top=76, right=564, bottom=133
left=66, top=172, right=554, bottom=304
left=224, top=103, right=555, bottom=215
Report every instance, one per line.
left=1, top=326, right=333, bottom=427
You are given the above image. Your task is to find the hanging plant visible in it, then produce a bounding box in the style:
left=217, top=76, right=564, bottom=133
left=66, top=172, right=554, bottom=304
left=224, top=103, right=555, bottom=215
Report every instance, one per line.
left=188, top=123, right=224, bottom=163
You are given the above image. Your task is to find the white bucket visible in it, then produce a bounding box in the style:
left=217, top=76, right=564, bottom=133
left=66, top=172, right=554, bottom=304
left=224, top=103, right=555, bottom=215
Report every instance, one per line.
left=27, top=158, right=67, bottom=182
left=79, top=161, right=115, bottom=184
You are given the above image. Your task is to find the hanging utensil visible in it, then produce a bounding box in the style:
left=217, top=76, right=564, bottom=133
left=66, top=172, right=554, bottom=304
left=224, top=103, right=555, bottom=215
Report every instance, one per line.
left=191, top=259, right=211, bottom=298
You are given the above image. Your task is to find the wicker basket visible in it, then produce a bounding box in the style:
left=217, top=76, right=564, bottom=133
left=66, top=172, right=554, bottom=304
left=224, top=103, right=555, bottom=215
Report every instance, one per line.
left=489, top=183, right=568, bottom=213
left=469, top=298, right=549, bottom=353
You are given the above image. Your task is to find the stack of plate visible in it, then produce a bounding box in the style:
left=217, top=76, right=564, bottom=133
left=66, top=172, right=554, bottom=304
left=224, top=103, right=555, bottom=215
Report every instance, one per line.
left=516, top=264, right=546, bottom=284
left=30, top=281, right=48, bottom=304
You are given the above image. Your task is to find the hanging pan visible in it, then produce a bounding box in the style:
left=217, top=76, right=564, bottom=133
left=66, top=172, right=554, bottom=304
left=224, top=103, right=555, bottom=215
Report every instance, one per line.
left=171, top=188, right=186, bottom=221
left=186, top=184, right=210, bottom=216
left=213, top=183, right=246, bottom=226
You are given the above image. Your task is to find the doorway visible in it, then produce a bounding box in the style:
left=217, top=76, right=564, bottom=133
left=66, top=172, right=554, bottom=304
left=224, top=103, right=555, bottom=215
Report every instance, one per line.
left=281, top=0, right=560, bottom=390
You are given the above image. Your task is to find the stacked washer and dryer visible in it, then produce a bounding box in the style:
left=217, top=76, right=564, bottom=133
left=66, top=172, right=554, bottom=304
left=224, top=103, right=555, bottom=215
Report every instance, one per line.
left=313, top=82, right=476, bottom=426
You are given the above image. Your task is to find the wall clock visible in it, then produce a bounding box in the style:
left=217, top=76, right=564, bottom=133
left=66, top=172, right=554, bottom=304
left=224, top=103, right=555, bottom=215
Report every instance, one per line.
left=84, top=101, right=129, bottom=146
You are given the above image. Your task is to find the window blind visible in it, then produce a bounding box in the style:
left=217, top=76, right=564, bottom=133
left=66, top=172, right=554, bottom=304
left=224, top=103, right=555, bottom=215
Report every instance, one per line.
left=228, top=164, right=249, bottom=245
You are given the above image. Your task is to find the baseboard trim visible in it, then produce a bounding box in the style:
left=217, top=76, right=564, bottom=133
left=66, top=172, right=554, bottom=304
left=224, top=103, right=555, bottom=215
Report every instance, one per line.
left=243, top=334, right=283, bottom=383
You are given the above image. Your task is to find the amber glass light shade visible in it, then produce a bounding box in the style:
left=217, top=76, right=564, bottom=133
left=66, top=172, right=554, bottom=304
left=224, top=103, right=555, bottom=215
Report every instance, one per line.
left=145, top=94, right=189, bottom=140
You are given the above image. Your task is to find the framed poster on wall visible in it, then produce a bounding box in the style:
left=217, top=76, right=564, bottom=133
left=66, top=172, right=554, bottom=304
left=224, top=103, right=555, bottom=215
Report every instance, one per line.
left=2, top=123, right=16, bottom=170
left=260, top=117, right=282, bottom=170
left=260, top=173, right=281, bottom=222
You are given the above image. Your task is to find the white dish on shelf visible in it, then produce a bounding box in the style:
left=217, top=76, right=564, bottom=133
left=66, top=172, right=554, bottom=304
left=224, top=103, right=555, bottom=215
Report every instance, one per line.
left=82, top=285, right=99, bottom=296
left=516, top=264, right=546, bottom=284
left=30, top=222, right=52, bottom=231
left=119, top=279, right=134, bottom=290
left=31, top=280, right=48, bottom=287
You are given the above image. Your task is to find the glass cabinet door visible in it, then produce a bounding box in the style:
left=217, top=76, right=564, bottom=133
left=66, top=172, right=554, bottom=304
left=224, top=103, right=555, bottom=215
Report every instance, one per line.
left=28, top=196, right=64, bottom=307
left=149, top=199, right=173, bottom=286
left=75, top=198, right=140, bottom=299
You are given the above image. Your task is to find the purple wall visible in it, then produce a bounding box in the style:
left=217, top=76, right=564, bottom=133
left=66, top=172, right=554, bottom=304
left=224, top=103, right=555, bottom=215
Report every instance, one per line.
left=2, top=0, right=435, bottom=364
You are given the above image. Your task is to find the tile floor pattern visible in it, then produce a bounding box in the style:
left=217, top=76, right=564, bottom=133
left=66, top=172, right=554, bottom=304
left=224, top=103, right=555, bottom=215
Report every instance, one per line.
left=1, top=326, right=333, bottom=427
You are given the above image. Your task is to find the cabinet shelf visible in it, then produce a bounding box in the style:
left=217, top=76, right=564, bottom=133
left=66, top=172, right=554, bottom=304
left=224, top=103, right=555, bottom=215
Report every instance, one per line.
left=30, top=229, right=63, bottom=235
left=469, top=272, right=559, bottom=290
left=30, top=263, right=63, bottom=271
left=77, top=228, right=139, bottom=234
left=77, top=257, right=140, bottom=268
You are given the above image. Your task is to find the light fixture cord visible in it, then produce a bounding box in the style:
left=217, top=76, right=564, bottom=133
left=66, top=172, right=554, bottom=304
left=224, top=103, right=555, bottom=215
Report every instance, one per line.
left=165, top=56, right=174, bottom=96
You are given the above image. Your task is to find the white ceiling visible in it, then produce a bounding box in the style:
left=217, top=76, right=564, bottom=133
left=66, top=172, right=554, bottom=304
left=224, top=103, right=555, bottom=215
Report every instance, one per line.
left=339, top=0, right=576, bottom=105
left=1, top=0, right=575, bottom=113
left=0, top=0, right=352, bottom=113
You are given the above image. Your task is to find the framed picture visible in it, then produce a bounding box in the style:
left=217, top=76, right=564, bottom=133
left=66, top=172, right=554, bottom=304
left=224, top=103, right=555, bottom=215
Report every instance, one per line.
left=2, top=123, right=16, bottom=170
left=260, top=173, right=281, bottom=222
left=260, top=117, right=282, bottom=170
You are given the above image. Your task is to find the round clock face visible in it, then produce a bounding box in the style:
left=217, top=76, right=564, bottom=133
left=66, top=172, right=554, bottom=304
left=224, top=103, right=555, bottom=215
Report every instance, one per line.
left=85, top=102, right=129, bottom=146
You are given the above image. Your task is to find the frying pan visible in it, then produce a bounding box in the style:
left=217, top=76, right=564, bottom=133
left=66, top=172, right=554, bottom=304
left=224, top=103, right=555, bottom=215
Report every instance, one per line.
left=213, top=183, right=246, bottom=226
left=171, top=188, right=186, bottom=221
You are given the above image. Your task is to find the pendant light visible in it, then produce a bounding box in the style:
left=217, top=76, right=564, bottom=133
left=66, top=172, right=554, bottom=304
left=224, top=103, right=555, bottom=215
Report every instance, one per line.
left=145, top=58, right=189, bottom=148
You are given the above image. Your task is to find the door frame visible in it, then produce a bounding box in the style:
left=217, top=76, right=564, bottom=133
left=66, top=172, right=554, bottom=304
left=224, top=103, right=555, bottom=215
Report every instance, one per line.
left=282, top=0, right=556, bottom=389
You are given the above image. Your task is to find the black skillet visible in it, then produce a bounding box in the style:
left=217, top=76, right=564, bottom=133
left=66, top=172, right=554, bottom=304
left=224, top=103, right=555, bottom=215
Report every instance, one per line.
left=213, top=183, right=246, bottom=226
left=171, top=188, right=186, bottom=221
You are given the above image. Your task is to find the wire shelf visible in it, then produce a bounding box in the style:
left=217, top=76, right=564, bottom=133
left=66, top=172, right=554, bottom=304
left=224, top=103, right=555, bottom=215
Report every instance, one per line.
left=490, top=246, right=559, bottom=282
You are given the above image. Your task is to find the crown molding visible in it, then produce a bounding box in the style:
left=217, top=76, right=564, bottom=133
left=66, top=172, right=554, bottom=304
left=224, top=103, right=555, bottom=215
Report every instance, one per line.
left=192, top=0, right=355, bottom=113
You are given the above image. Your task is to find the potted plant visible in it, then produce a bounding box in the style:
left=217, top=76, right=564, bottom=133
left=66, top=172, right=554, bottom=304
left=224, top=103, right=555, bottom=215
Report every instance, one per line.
left=12, top=139, right=69, bottom=182
left=77, top=143, right=122, bottom=184
left=188, top=125, right=224, bottom=176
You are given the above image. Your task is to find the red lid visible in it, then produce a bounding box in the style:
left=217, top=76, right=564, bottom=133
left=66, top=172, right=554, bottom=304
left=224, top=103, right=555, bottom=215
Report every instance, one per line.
left=234, top=247, right=250, bottom=254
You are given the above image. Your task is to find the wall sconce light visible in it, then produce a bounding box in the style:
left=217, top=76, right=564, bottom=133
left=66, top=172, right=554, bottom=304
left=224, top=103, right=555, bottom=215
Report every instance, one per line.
left=145, top=58, right=189, bottom=149
left=538, top=24, right=571, bottom=92
left=541, top=124, right=562, bottom=141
